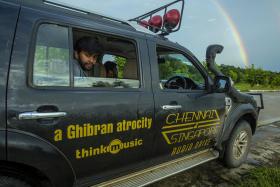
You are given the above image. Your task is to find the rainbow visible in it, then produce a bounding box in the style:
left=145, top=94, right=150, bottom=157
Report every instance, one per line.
left=212, top=0, right=249, bottom=67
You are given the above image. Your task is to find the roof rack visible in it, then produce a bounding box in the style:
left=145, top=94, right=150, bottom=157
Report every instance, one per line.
left=129, top=0, right=185, bottom=36
left=43, top=0, right=131, bottom=27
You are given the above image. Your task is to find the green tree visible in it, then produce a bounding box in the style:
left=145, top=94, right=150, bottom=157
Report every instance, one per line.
left=159, top=57, right=188, bottom=79
left=228, top=70, right=238, bottom=82
left=245, top=64, right=257, bottom=87
left=115, top=56, right=126, bottom=79
left=271, top=75, right=280, bottom=87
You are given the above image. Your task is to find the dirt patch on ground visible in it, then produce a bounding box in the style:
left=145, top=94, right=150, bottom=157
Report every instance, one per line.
left=149, top=123, right=280, bottom=187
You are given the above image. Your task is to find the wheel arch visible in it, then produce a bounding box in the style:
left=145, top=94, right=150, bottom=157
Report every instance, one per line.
left=0, top=160, right=51, bottom=186
left=222, top=103, right=258, bottom=142
left=6, top=130, right=76, bottom=187
left=239, top=113, right=257, bottom=135
left=217, top=104, right=257, bottom=159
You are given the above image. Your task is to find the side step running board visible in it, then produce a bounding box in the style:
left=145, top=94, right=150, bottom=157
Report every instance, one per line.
left=94, top=149, right=219, bottom=187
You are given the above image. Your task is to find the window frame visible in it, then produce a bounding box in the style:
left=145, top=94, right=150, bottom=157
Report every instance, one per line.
left=156, top=45, right=209, bottom=93
left=28, top=21, right=73, bottom=89
left=70, top=27, right=142, bottom=90
left=28, top=20, right=144, bottom=92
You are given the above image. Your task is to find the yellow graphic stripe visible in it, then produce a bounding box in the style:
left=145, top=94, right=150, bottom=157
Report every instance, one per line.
left=162, top=119, right=220, bottom=130
left=162, top=122, right=219, bottom=134
left=161, top=122, right=220, bottom=144
left=215, top=110, right=220, bottom=121
left=197, top=122, right=220, bottom=128
left=161, top=131, right=173, bottom=144
left=162, top=122, right=195, bottom=130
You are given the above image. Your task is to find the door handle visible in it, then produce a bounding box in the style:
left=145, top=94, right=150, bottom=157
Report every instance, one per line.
left=18, top=111, right=67, bottom=120
left=161, top=105, right=182, bottom=110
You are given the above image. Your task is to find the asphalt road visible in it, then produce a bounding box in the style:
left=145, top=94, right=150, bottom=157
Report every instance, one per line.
left=256, top=92, right=280, bottom=124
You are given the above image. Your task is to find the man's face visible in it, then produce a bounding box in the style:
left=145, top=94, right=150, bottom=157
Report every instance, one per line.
left=77, top=51, right=98, bottom=71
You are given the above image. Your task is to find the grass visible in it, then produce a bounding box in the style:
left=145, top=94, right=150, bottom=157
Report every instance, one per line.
left=234, top=83, right=280, bottom=92
left=237, top=167, right=280, bottom=187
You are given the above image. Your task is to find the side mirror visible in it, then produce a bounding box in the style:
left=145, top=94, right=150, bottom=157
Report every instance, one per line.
left=213, top=76, right=231, bottom=93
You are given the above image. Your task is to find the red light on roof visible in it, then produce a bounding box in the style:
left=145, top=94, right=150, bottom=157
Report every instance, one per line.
left=148, top=15, right=163, bottom=32
left=139, top=20, right=149, bottom=28
left=164, top=9, right=180, bottom=31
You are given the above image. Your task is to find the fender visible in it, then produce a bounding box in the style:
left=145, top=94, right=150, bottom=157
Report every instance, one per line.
left=220, top=103, right=258, bottom=143
left=7, top=129, right=76, bottom=187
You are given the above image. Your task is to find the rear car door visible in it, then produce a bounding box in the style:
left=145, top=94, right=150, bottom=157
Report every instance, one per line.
left=148, top=40, right=226, bottom=161
left=7, top=4, right=154, bottom=185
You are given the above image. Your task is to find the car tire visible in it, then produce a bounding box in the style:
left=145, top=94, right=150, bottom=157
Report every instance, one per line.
left=0, top=176, right=31, bottom=187
left=223, top=120, right=252, bottom=168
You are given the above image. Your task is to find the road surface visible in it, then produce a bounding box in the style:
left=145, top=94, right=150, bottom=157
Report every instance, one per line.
left=257, top=92, right=280, bottom=124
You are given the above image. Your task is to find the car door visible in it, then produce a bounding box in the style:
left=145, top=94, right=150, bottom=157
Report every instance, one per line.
left=148, top=40, right=226, bottom=161
left=6, top=6, right=155, bottom=184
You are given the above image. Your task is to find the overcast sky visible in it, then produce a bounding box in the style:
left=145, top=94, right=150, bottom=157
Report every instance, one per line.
left=54, top=0, right=280, bottom=72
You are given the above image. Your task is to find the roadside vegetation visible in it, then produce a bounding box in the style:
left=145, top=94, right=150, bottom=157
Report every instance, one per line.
left=237, top=167, right=280, bottom=187
left=200, top=62, right=280, bottom=91
left=237, top=147, right=280, bottom=187
left=234, top=83, right=280, bottom=92
left=217, top=64, right=280, bottom=91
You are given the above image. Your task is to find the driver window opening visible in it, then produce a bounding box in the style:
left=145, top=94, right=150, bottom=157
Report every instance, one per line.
left=157, top=47, right=205, bottom=90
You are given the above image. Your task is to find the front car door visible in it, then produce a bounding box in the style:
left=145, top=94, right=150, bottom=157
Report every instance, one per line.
left=148, top=40, right=226, bottom=161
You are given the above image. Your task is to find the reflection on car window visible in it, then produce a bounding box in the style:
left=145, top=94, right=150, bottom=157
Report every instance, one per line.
left=157, top=47, right=205, bottom=90
left=74, top=77, right=139, bottom=88
left=33, top=24, right=70, bottom=86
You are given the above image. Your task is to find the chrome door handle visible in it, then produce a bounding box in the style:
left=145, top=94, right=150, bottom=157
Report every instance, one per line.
left=18, top=111, right=67, bottom=120
left=161, top=105, right=182, bottom=110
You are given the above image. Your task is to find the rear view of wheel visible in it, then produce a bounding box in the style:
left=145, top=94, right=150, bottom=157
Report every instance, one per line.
left=223, top=120, right=252, bottom=168
left=0, top=176, right=31, bottom=187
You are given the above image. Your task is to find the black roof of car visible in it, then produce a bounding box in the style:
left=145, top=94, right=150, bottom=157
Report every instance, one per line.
left=20, top=0, right=167, bottom=39
left=11, top=0, right=194, bottom=58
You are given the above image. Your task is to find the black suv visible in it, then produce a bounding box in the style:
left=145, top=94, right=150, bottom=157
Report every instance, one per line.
left=0, top=0, right=262, bottom=186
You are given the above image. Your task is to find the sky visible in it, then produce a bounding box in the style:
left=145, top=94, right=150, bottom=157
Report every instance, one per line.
left=53, top=0, right=280, bottom=72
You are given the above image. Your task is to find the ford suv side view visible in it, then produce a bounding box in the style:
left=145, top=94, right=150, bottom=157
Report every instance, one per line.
left=0, top=0, right=263, bottom=186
